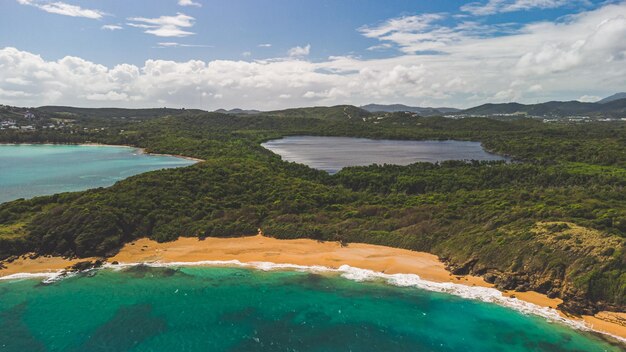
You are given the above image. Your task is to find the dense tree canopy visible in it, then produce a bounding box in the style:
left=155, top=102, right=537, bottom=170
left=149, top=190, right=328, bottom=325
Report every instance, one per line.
left=0, top=106, right=624, bottom=314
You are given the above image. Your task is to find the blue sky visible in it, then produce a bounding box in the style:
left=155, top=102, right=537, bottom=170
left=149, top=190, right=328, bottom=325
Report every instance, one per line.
left=1, top=0, right=605, bottom=65
left=1, top=0, right=625, bottom=109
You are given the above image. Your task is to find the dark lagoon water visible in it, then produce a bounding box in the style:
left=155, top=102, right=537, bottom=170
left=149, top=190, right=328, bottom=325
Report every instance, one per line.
left=0, top=144, right=196, bottom=203
left=261, top=136, right=508, bottom=173
left=0, top=265, right=621, bottom=352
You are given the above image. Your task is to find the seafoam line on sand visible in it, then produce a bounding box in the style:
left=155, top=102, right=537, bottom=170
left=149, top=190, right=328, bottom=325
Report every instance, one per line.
left=114, top=260, right=626, bottom=344
left=1, top=259, right=625, bottom=344
left=0, top=270, right=77, bottom=283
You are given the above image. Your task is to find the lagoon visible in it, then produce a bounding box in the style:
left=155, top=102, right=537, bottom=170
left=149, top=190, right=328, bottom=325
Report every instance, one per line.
left=261, top=136, right=508, bottom=173
left=0, top=144, right=196, bottom=203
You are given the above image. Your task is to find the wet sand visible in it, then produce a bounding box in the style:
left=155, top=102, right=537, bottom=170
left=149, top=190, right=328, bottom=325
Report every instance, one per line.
left=1, top=235, right=624, bottom=341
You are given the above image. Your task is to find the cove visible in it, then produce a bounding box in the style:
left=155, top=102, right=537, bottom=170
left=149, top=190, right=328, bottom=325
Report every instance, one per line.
left=262, top=136, right=508, bottom=173
left=0, top=265, right=621, bottom=352
left=0, top=144, right=197, bottom=204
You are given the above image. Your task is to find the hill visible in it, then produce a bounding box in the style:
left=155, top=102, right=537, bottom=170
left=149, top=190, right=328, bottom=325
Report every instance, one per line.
left=37, top=106, right=206, bottom=120
left=460, top=99, right=626, bottom=118
left=264, top=105, right=372, bottom=121
left=361, top=104, right=460, bottom=116
left=598, top=92, right=626, bottom=104
left=214, top=108, right=262, bottom=115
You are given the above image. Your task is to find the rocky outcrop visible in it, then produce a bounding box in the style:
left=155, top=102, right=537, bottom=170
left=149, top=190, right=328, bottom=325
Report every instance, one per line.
left=448, top=257, right=479, bottom=275
left=68, top=259, right=104, bottom=272
left=444, top=257, right=621, bottom=316
left=442, top=222, right=626, bottom=316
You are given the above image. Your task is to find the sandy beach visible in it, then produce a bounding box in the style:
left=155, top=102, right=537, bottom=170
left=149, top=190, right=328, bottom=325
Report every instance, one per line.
left=1, top=234, right=624, bottom=342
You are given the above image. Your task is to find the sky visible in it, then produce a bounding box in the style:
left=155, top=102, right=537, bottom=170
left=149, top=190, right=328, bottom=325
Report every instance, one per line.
left=0, top=0, right=625, bottom=110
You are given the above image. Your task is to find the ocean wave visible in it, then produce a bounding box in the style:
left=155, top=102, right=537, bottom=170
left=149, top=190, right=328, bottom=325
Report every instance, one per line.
left=2, top=260, right=624, bottom=344
left=0, top=270, right=71, bottom=284
left=335, top=265, right=588, bottom=330
left=104, top=260, right=336, bottom=274
left=105, top=261, right=588, bottom=329
left=128, top=260, right=624, bottom=343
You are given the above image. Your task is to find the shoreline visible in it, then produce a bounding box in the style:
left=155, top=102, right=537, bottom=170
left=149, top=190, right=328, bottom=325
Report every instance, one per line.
left=0, top=235, right=624, bottom=344
left=79, top=143, right=206, bottom=163
left=0, top=142, right=205, bottom=163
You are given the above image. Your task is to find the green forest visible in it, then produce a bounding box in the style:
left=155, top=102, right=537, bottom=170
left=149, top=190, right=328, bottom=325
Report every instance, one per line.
left=0, top=106, right=625, bottom=316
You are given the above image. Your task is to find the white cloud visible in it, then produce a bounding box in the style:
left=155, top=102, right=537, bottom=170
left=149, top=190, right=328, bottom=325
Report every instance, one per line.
left=492, top=88, right=519, bottom=102
left=127, top=13, right=195, bottom=37
left=514, top=14, right=626, bottom=75
left=578, top=95, right=600, bottom=102
left=367, top=43, right=393, bottom=51
left=360, top=13, right=445, bottom=39
left=17, top=0, right=105, bottom=19
left=1, top=3, right=626, bottom=110
left=156, top=42, right=211, bottom=48
left=461, top=0, right=585, bottom=16
left=288, top=44, right=311, bottom=57
left=5, top=77, right=31, bottom=85
left=0, top=88, right=32, bottom=98
left=359, top=14, right=516, bottom=53
left=126, top=23, right=152, bottom=29
left=178, top=0, right=201, bottom=7
left=302, top=88, right=348, bottom=100
left=460, top=0, right=503, bottom=16
left=242, top=51, right=252, bottom=57
left=157, top=42, right=181, bottom=47
left=258, top=43, right=272, bottom=48
left=86, top=91, right=129, bottom=101
left=102, top=24, right=123, bottom=31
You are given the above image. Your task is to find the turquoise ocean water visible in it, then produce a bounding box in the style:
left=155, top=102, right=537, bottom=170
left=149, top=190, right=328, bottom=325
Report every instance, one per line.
left=0, top=266, right=622, bottom=352
left=0, top=144, right=196, bottom=203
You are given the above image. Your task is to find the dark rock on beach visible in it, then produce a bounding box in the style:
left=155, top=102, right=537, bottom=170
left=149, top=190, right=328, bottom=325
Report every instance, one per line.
left=69, top=259, right=104, bottom=272
left=449, top=257, right=478, bottom=275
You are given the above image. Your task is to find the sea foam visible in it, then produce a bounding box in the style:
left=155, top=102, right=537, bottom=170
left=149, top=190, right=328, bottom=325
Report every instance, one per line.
left=129, top=260, right=625, bottom=343
left=2, top=259, right=624, bottom=344
left=106, top=260, right=587, bottom=330
left=0, top=270, right=71, bottom=284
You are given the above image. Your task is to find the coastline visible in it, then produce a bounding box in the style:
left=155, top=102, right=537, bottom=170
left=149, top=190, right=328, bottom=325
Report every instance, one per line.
left=79, top=142, right=206, bottom=163
left=0, top=142, right=205, bottom=163
left=0, top=234, right=624, bottom=343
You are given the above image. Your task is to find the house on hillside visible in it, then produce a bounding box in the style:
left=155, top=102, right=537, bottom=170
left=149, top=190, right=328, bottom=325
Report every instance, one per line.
left=24, top=111, right=36, bottom=119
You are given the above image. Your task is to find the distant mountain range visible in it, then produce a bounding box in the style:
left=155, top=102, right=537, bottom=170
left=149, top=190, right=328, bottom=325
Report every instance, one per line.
left=214, top=108, right=261, bottom=115
left=188, top=92, right=626, bottom=119
left=2, top=92, right=624, bottom=122
left=360, top=93, right=626, bottom=118
left=458, top=97, right=626, bottom=118
left=360, top=104, right=460, bottom=116
left=598, top=92, right=626, bottom=104
left=37, top=106, right=205, bottom=119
